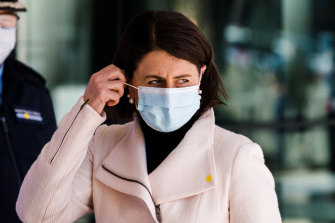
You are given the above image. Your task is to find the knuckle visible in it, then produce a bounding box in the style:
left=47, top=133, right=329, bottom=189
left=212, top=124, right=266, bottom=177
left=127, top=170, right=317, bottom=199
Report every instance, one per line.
left=91, top=76, right=99, bottom=84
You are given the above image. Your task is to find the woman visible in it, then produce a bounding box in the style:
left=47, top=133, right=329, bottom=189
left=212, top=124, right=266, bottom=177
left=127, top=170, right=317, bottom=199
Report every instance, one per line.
left=16, top=11, right=282, bottom=223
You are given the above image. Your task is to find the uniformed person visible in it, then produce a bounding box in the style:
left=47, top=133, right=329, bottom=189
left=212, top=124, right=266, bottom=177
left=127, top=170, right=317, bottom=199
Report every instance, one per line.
left=0, top=0, right=57, bottom=222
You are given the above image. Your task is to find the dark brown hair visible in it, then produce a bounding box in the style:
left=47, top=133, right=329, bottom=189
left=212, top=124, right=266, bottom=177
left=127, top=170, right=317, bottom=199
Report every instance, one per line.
left=105, top=10, right=227, bottom=121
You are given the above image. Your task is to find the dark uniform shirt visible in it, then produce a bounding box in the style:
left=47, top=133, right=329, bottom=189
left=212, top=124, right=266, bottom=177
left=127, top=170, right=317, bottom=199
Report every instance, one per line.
left=0, top=58, right=57, bottom=223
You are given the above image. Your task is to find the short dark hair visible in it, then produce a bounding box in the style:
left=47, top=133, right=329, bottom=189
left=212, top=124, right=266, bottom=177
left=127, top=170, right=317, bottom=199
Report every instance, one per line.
left=105, top=10, right=227, bottom=121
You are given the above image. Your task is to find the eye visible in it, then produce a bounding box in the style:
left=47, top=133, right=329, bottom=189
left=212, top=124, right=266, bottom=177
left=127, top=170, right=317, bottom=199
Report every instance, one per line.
left=176, top=79, right=189, bottom=84
left=148, top=79, right=161, bottom=85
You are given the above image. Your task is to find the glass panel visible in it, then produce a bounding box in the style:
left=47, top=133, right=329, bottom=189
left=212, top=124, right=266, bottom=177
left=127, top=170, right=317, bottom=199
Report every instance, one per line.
left=15, top=0, right=335, bottom=222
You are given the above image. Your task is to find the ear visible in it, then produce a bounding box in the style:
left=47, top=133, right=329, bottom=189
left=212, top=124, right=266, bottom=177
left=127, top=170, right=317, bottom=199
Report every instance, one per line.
left=200, top=65, right=207, bottom=76
left=199, top=65, right=207, bottom=82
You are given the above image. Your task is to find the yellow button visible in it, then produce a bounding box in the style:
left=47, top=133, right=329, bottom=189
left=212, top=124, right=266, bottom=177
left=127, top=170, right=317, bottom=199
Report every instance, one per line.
left=24, top=113, right=30, bottom=119
left=206, top=175, right=212, bottom=182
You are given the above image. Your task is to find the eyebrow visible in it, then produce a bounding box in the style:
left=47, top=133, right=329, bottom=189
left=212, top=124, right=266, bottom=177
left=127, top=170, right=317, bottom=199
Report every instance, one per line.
left=174, top=74, right=192, bottom=79
left=143, top=74, right=192, bottom=80
left=143, top=75, right=162, bottom=80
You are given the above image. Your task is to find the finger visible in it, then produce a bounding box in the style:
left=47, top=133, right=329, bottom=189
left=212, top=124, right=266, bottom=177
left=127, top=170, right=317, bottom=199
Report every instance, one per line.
left=103, top=80, right=125, bottom=97
left=106, top=100, right=117, bottom=107
left=96, top=64, right=120, bottom=74
left=105, top=90, right=122, bottom=107
left=106, top=70, right=127, bottom=82
left=94, top=69, right=126, bottom=86
left=84, top=79, right=124, bottom=105
left=97, top=65, right=126, bottom=82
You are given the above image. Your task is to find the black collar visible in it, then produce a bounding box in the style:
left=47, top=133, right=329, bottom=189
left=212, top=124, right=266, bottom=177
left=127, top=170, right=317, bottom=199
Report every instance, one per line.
left=140, top=113, right=199, bottom=174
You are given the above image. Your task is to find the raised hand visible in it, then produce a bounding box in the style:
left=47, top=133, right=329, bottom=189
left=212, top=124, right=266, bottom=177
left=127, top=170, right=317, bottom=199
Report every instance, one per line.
left=83, top=64, right=126, bottom=115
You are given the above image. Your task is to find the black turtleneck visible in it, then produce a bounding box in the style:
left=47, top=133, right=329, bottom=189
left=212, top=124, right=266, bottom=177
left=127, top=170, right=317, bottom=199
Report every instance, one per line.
left=140, top=114, right=199, bottom=174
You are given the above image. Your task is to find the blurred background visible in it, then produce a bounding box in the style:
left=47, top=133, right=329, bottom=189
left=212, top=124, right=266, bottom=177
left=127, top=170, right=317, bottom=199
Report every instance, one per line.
left=13, top=0, right=335, bottom=222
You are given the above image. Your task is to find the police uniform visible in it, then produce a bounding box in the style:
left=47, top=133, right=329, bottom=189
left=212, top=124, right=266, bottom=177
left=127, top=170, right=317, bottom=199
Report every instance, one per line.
left=0, top=57, right=57, bottom=222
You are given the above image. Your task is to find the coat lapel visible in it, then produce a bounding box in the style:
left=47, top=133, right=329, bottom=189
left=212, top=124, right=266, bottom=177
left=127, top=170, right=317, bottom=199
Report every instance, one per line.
left=149, top=109, right=217, bottom=204
left=93, top=119, right=158, bottom=221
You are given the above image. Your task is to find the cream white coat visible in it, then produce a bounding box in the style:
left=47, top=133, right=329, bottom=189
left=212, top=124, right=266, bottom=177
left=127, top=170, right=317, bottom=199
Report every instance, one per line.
left=16, top=98, right=282, bottom=223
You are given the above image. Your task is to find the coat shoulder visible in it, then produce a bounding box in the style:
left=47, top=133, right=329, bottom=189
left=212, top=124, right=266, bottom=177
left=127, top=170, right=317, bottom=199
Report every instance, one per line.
left=94, top=122, right=132, bottom=144
left=90, top=121, right=133, bottom=158
left=213, top=125, right=262, bottom=167
left=214, top=125, right=254, bottom=151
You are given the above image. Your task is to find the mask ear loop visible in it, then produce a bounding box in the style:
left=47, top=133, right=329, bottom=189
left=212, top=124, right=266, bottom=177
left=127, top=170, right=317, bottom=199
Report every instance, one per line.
left=199, top=68, right=203, bottom=95
left=124, top=82, right=138, bottom=105
left=124, top=82, right=138, bottom=89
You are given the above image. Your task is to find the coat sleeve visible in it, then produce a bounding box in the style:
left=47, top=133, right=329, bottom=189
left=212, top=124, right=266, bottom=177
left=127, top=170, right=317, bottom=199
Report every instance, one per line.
left=16, top=97, right=106, bottom=223
left=229, top=143, right=282, bottom=223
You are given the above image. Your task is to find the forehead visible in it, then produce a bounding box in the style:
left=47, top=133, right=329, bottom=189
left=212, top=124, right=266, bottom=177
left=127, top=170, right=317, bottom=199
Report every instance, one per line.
left=135, top=50, right=198, bottom=75
left=0, top=10, right=18, bottom=21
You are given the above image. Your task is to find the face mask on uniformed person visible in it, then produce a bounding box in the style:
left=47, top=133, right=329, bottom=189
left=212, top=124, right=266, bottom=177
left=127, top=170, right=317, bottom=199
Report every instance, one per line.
left=126, top=83, right=201, bottom=132
left=0, top=28, right=16, bottom=65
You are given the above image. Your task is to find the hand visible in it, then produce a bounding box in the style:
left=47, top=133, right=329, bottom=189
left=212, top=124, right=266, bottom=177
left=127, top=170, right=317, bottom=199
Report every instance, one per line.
left=83, top=64, right=126, bottom=115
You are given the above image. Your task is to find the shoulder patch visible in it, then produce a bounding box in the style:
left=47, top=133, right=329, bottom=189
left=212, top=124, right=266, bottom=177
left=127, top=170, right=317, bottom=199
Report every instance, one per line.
left=14, top=107, right=44, bottom=124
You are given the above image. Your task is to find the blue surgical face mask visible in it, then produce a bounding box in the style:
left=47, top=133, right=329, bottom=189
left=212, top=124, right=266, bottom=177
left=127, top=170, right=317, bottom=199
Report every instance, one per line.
left=125, top=83, right=201, bottom=132
left=0, top=28, right=16, bottom=65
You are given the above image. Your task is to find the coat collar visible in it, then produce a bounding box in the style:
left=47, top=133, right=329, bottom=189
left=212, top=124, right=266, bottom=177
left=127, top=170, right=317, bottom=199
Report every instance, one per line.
left=94, top=108, right=217, bottom=218
left=149, top=108, right=217, bottom=204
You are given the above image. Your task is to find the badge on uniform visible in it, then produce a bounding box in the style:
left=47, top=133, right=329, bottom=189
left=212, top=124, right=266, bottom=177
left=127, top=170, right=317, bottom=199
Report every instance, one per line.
left=14, top=107, right=44, bottom=125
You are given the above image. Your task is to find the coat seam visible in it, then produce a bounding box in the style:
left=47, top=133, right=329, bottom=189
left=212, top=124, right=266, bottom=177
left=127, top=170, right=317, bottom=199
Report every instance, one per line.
left=193, top=193, right=203, bottom=223
left=227, top=142, right=256, bottom=221
left=227, top=143, right=246, bottom=215
left=49, top=99, right=89, bottom=164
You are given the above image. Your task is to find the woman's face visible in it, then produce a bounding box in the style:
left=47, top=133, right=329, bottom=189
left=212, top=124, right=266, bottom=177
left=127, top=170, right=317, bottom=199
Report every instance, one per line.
left=129, top=50, right=206, bottom=103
